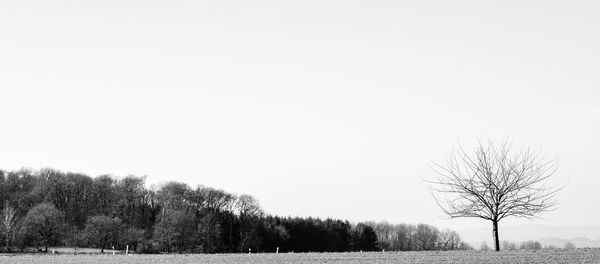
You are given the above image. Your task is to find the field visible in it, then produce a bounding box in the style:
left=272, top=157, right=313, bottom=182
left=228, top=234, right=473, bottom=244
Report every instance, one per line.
left=1, top=250, right=600, bottom=264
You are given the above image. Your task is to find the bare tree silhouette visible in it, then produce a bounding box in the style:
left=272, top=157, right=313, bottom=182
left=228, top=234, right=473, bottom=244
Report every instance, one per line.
left=428, top=139, right=562, bottom=251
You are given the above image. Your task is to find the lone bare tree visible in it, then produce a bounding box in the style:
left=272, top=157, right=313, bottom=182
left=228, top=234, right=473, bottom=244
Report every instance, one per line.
left=428, top=139, right=561, bottom=251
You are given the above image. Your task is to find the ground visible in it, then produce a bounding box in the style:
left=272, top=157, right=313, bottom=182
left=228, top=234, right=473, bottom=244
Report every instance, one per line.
left=1, top=250, right=599, bottom=264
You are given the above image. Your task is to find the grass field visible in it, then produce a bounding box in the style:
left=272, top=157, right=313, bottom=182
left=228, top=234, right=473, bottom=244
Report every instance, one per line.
left=1, top=250, right=600, bottom=264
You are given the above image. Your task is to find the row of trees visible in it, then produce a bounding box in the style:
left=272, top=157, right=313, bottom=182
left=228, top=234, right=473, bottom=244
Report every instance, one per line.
left=365, top=222, right=471, bottom=251
left=0, top=168, right=467, bottom=253
left=481, top=240, right=575, bottom=251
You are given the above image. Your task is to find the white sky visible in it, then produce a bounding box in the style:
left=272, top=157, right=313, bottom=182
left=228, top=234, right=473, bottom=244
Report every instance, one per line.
left=1, top=0, right=599, bottom=230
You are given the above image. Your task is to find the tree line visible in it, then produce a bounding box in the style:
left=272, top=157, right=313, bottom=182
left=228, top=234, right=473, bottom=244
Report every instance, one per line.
left=485, top=240, right=575, bottom=251
left=365, top=222, right=472, bottom=251
left=0, top=168, right=468, bottom=253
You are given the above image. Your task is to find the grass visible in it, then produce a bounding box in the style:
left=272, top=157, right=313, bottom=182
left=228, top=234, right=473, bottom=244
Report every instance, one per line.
left=1, top=249, right=599, bottom=264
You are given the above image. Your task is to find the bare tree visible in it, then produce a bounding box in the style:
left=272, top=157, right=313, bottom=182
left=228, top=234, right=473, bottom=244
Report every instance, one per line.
left=235, top=194, right=263, bottom=252
left=1, top=201, right=18, bottom=252
left=415, top=223, right=438, bottom=250
left=428, top=139, right=562, bottom=251
left=564, top=241, right=576, bottom=250
left=501, top=240, right=517, bottom=250
left=437, top=230, right=462, bottom=250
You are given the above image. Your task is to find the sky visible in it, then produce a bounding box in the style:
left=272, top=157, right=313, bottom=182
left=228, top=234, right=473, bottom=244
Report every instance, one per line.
left=1, top=0, right=599, bottom=231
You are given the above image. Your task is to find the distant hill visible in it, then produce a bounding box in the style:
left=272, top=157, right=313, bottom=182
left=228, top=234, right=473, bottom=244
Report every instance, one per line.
left=459, top=224, right=600, bottom=248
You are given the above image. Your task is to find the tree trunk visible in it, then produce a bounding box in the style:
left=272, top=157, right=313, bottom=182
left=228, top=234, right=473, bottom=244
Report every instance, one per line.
left=229, top=217, right=233, bottom=252
left=492, top=220, right=500, bottom=251
left=239, top=217, right=243, bottom=253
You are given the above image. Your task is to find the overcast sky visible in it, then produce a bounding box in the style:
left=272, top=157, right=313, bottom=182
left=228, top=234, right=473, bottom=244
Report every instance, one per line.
left=1, top=0, right=599, bottom=230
